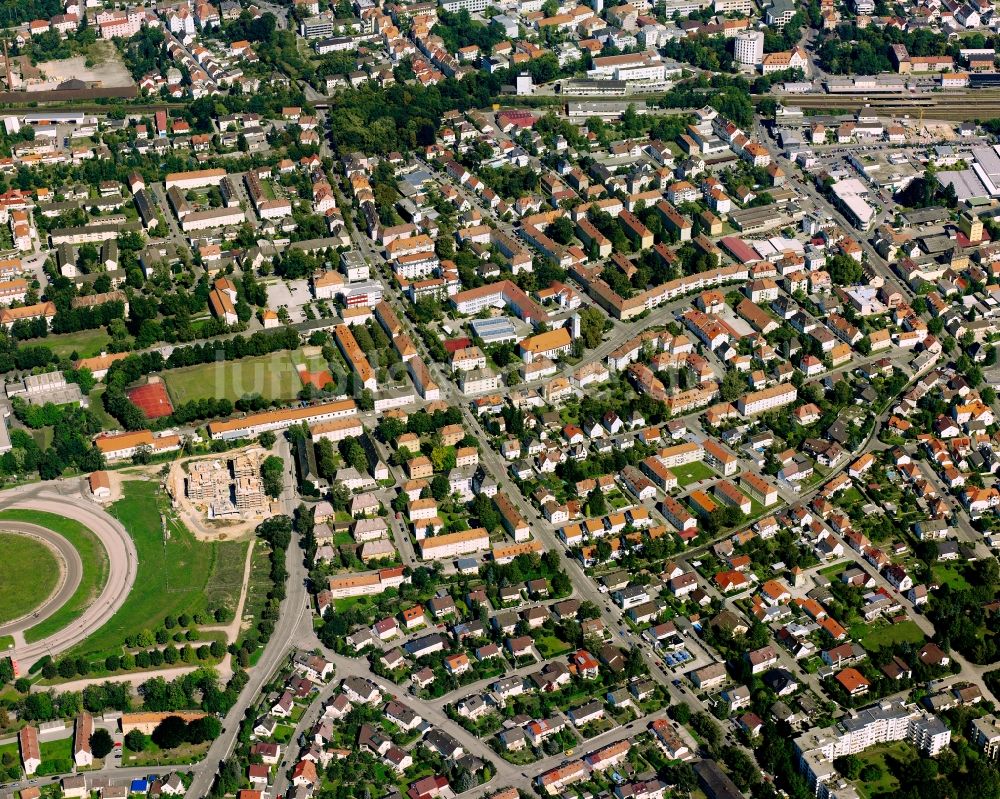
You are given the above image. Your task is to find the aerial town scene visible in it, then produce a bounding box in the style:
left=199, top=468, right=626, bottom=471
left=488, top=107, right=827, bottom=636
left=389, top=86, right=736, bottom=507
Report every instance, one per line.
left=2, top=0, right=1000, bottom=797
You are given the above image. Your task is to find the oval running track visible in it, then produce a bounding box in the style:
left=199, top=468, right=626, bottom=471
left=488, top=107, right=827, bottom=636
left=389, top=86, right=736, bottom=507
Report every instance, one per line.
left=0, top=489, right=137, bottom=666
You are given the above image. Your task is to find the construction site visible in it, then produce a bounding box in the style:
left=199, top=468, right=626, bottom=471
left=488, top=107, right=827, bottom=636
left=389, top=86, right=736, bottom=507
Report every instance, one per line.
left=167, top=448, right=273, bottom=540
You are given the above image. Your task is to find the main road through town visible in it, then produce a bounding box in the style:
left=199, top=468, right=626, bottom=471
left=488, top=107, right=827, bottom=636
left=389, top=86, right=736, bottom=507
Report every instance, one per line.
left=0, top=483, right=137, bottom=666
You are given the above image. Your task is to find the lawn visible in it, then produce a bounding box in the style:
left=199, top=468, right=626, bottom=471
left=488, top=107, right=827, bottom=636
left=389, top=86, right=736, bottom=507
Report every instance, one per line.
left=272, top=724, right=296, bottom=743
left=86, top=387, right=122, bottom=431
left=124, top=734, right=211, bottom=767
left=857, top=620, right=925, bottom=651
left=37, top=736, right=73, bottom=776
left=241, top=541, right=278, bottom=664
left=819, top=561, right=850, bottom=580
left=672, top=462, right=716, bottom=488
left=65, top=481, right=247, bottom=660
left=0, top=740, right=19, bottom=770
left=0, top=509, right=110, bottom=645
left=534, top=634, right=572, bottom=658
left=0, top=532, right=58, bottom=624
left=24, top=328, right=111, bottom=359
left=837, top=487, right=865, bottom=508
left=163, top=353, right=303, bottom=405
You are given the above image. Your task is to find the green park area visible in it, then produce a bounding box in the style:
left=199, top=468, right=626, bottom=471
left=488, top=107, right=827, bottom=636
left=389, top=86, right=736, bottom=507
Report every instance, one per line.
left=65, top=481, right=247, bottom=661
left=0, top=510, right=109, bottom=645
left=163, top=353, right=304, bottom=405
left=0, top=532, right=58, bottom=624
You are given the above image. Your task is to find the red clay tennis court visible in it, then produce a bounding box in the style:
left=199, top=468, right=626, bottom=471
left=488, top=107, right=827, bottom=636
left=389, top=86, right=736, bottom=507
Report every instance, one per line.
left=298, top=368, right=334, bottom=390
left=127, top=380, right=175, bottom=420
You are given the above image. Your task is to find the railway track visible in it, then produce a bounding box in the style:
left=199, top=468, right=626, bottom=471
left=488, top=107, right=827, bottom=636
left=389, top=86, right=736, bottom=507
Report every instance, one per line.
left=754, top=89, right=1000, bottom=120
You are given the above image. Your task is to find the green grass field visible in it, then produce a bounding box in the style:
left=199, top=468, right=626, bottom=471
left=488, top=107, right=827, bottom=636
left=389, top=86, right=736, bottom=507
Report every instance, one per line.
left=65, top=481, right=247, bottom=660
left=0, top=532, right=58, bottom=624
left=163, top=353, right=303, bottom=404
left=0, top=510, right=110, bottom=645
left=672, top=462, right=717, bottom=487
left=24, top=328, right=111, bottom=359
left=856, top=620, right=925, bottom=651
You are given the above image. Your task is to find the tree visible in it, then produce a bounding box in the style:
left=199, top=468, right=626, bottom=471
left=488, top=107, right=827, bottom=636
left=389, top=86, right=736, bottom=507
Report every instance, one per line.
left=691, top=712, right=722, bottom=751
left=124, top=729, right=146, bottom=752
left=430, top=474, right=450, bottom=501
left=259, top=431, right=276, bottom=448
left=90, top=728, right=114, bottom=759
left=548, top=216, right=575, bottom=245
left=828, top=254, right=863, bottom=286
left=719, top=368, right=746, bottom=402
left=152, top=715, right=188, bottom=749
left=329, top=480, right=351, bottom=511
left=261, top=455, right=284, bottom=498
left=586, top=488, right=607, bottom=517
left=578, top=307, right=605, bottom=349
left=186, top=715, right=222, bottom=744
left=835, top=754, right=862, bottom=779
left=471, top=493, right=501, bottom=531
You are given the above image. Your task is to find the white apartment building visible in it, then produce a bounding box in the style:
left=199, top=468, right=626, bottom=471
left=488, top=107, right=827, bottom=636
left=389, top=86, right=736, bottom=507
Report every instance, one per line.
left=451, top=346, right=488, bottom=372
left=796, top=702, right=950, bottom=796
left=735, top=30, right=764, bottom=67
left=459, top=367, right=500, bottom=395
left=310, top=417, right=364, bottom=443
left=181, top=207, right=246, bottom=232
left=208, top=399, right=358, bottom=441
left=328, top=568, right=407, bottom=599
left=393, top=252, right=439, bottom=280
left=589, top=52, right=666, bottom=82
left=418, top=528, right=490, bottom=559
left=164, top=168, right=227, bottom=190
left=737, top=384, right=797, bottom=416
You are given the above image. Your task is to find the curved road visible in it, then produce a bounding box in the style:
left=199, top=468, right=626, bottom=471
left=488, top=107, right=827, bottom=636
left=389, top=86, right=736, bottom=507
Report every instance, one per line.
left=0, top=522, right=82, bottom=635
left=0, top=486, right=137, bottom=666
